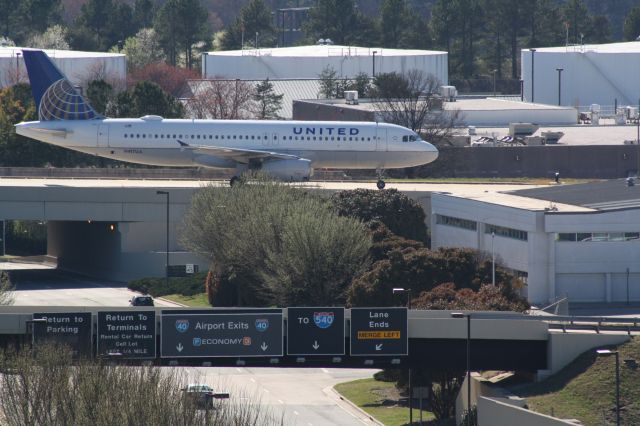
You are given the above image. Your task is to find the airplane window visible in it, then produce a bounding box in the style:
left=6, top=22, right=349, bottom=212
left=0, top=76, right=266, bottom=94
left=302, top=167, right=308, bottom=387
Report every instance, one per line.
left=251, top=135, right=255, bottom=139
left=274, top=136, right=278, bottom=140
left=178, top=134, right=182, bottom=138
left=124, top=134, right=127, bottom=138
left=155, top=134, right=158, bottom=138
left=239, top=135, right=243, bottom=139
left=331, top=137, right=334, bottom=141
left=410, top=135, right=417, bottom=141
left=233, top=135, right=236, bottom=139
left=215, top=135, right=218, bottom=139
left=245, top=135, right=249, bottom=139
left=160, top=135, right=164, bottom=138
left=313, top=137, right=316, bottom=141
left=208, top=135, right=212, bottom=139
left=367, top=137, right=370, bottom=141
left=136, top=134, right=140, bottom=138
left=295, top=136, right=298, bottom=140
left=307, top=137, right=311, bottom=140
left=142, top=134, right=146, bottom=138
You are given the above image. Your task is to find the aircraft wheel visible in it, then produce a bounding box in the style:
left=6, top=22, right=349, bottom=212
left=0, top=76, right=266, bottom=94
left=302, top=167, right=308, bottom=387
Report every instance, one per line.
left=376, top=179, right=386, bottom=190
left=230, top=176, right=240, bottom=186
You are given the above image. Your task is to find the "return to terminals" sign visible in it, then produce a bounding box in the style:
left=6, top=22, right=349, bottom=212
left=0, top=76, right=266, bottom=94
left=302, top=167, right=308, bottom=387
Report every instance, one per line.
left=97, top=311, right=156, bottom=359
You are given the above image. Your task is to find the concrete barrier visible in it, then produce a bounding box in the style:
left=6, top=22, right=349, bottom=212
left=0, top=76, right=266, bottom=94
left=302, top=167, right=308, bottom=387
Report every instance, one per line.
left=478, top=397, right=580, bottom=426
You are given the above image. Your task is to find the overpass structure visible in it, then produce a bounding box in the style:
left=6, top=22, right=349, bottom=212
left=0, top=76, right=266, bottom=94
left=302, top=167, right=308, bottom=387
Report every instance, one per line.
left=0, top=178, right=537, bottom=282
left=0, top=306, right=629, bottom=377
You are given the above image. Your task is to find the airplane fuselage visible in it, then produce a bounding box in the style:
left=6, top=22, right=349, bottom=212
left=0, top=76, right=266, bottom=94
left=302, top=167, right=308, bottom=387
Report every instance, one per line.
left=16, top=117, right=439, bottom=171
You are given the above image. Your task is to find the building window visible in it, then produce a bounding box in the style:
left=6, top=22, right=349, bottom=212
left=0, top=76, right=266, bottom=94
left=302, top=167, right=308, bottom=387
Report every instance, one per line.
left=436, top=214, right=477, bottom=231
left=557, top=232, right=640, bottom=242
left=485, top=224, right=528, bottom=241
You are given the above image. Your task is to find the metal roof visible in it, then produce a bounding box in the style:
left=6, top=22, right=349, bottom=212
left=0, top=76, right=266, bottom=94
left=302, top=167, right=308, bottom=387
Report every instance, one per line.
left=0, top=46, right=124, bottom=59
left=207, top=45, right=446, bottom=58
left=526, top=41, right=640, bottom=54
left=511, top=179, right=640, bottom=211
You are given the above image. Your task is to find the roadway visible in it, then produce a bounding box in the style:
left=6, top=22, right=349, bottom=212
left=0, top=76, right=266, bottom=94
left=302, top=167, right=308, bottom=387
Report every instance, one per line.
left=9, top=270, right=179, bottom=307
left=7, top=269, right=381, bottom=426
left=178, top=366, right=379, bottom=426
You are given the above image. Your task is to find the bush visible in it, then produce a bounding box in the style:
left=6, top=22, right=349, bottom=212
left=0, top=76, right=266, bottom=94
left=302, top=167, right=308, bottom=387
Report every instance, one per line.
left=331, top=188, right=428, bottom=243
left=128, top=272, right=207, bottom=297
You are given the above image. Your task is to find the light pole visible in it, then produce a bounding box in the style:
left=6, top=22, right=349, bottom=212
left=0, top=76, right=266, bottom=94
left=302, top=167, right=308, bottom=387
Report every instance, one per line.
left=156, top=190, right=169, bottom=288
left=393, top=287, right=412, bottom=424
left=451, top=312, right=471, bottom=426
left=556, top=68, right=563, bottom=106
left=492, top=69, right=497, bottom=96
left=596, top=349, right=620, bottom=426
left=491, top=231, right=495, bottom=286
left=372, top=51, right=377, bottom=77
left=530, top=49, right=536, bottom=103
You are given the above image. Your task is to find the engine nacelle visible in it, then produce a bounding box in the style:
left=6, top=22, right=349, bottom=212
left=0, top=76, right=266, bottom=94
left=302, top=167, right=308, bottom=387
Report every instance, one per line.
left=261, top=158, right=312, bottom=181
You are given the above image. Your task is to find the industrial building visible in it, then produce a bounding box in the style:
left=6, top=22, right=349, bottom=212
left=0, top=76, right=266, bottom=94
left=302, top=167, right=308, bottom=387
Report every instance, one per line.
left=202, top=45, right=448, bottom=83
left=293, top=96, right=578, bottom=127
left=0, top=47, right=126, bottom=89
left=431, top=179, right=640, bottom=305
left=521, top=41, right=640, bottom=110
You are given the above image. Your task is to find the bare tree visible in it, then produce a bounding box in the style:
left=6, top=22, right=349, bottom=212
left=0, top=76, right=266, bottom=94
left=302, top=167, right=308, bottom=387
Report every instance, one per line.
left=185, top=79, right=255, bottom=119
left=0, top=343, right=286, bottom=426
left=372, top=69, right=462, bottom=145
left=0, top=272, right=14, bottom=306
left=180, top=174, right=371, bottom=307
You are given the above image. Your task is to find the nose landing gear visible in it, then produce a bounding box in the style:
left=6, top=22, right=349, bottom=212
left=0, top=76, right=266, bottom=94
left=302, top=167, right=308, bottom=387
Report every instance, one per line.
left=376, top=168, right=386, bottom=190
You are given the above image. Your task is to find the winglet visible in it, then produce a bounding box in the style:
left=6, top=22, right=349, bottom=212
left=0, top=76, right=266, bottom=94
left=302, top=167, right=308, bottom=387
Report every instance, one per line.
left=22, top=49, right=102, bottom=121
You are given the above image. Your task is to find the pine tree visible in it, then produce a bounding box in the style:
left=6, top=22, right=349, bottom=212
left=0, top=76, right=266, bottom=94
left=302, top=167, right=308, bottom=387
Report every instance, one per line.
left=252, top=79, right=284, bottom=120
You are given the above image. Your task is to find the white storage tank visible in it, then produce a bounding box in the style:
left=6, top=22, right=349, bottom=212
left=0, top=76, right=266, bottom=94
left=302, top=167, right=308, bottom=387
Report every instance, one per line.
left=521, top=42, right=640, bottom=108
left=0, top=47, right=126, bottom=90
left=203, top=45, right=448, bottom=84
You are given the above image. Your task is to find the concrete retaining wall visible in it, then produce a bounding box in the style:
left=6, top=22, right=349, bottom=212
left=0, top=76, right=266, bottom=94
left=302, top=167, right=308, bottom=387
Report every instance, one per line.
left=478, top=397, right=579, bottom=426
left=421, top=145, right=640, bottom=179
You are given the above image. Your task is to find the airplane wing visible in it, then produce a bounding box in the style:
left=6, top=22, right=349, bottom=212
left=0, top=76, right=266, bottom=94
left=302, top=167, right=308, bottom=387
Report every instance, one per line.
left=177, top=140, right=301, bottom=164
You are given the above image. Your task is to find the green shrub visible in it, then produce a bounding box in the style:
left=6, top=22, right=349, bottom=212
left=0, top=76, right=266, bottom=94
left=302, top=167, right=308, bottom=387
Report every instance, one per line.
left=128, top=272, right=207, bottom=297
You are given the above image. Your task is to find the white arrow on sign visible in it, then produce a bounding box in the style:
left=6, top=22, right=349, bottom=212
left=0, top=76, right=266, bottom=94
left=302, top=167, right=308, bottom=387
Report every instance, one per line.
left=375, top=343, right=383, bottom=351
left=260, top=342, right=268, bottom=351
left=176, top=343, right=184, bottom=353
left=312, top=341, right=320, bottom=350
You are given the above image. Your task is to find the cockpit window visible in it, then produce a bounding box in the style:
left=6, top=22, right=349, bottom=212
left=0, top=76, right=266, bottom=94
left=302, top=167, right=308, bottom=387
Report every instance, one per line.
left=402, top=135, right=418, bottom=142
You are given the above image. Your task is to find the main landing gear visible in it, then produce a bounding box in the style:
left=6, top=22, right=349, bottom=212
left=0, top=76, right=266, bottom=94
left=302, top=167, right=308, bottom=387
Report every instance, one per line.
left=376, top=179, right=386, bottom=190
left=229, top=176, right=240, bottom=186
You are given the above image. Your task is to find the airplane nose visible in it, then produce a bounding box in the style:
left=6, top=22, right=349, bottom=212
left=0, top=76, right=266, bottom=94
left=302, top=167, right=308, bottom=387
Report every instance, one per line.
left=420, top=141, right=439, bottom=163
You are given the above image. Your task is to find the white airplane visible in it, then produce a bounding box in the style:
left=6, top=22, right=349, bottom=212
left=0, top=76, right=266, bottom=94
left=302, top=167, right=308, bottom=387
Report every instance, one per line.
left=16, top=50, right=438, bottom=189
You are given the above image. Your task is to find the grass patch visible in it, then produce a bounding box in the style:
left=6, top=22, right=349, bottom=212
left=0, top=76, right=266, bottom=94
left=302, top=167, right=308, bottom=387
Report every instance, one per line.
left=509, top=337, right=640, bottom=425
left=162, top=293, right=210, bottom=307
left=381, top=177, right=592, bottom=185
left=334, top=378, right=434, bottom=426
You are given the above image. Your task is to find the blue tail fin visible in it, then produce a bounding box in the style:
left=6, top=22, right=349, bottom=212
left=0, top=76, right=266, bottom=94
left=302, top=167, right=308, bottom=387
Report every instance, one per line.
left=22, top=49, right=102, bottom=121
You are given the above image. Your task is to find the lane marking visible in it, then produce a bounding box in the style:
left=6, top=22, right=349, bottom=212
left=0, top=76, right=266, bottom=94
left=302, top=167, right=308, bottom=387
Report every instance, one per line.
left=321, top=368, right=330, bottom=374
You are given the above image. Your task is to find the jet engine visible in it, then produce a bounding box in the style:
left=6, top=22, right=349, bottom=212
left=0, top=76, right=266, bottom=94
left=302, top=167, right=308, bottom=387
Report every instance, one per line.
left=260, top=158, right=312, bottom=181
